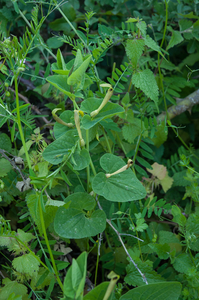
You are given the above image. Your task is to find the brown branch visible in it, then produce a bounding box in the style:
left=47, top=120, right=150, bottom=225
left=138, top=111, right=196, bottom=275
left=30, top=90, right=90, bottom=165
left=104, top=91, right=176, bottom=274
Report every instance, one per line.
left=157, top=89, right=199, bottom=123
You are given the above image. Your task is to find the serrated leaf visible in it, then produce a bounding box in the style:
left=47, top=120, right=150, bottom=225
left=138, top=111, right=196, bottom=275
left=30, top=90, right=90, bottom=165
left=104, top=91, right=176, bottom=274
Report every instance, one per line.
left=12, top=253, right=40, bottom=276
left=0, top=279, right=28, bottom=300
left=144, top=35, right=161, bottom=53
left=132, top=69, right=159, bottom=109
left=126, top=39, right=145, bottom=67
left=0, top=158, right=12, bottom=177
left=173, top=253, right=193, bottom=274
left=92, top=154, right=146, bottom=202
left=122, top=118, right=147, bottom=143
left=167, top=30, right=184, bottom=50
left=136, top=21, right=147, bottom=37
left=0, top=133, right=12, bottom=152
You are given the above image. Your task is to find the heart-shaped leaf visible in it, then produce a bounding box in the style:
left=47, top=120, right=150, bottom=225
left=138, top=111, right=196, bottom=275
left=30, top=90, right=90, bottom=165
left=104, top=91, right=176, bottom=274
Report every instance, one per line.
left=42, top=130, right=78, bottom=165
left=54, top=110, right=74, bottom=139
left=81, top=98, right=124, bottom=129
left=54, top=192, right=106, bottom=238
left=92, top=154, right=146, bottom=202
left=71, top=148, right=90, bottom=171
left=120, top=282, right=182, bottom=300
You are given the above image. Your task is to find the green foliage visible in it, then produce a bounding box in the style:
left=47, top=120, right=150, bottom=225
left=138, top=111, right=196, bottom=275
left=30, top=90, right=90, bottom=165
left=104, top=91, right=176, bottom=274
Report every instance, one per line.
left=1, top=0, right=199, bottom=299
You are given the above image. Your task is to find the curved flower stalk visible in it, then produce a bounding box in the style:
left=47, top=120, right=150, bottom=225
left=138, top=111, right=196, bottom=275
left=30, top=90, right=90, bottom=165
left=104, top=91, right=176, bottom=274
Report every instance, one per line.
left=90, top=86, right=113, bottom=118
left=106, top=159, right=133, bottom=178
left=52, top=108, right=74, bottom=127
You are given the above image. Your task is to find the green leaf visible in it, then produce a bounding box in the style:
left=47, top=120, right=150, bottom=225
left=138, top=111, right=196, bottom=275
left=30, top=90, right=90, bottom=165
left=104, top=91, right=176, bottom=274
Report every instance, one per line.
left=132, top=69, right=159, bottom=109
left=167, top=30, right=184, bottom=50
left=125, top=254, right=165, bottom=287
left=122, top=118, right=147, bottom=144
left=152, top=123, right=168, bottom=147
left=67, top=55, right=92, bottom=86
left=92, top=154, right=146, bottom=202
left=26, top=193, right=65, bottom=236
left=172, top=205, right=187, bottom=227
left=71, top=148, right=90, bottom=170
left=0, top=133, right=12, bottom=152
left=148, top=243, right=170, bottom=259
left=173, top=253, right=193, bottom=274
left=136, top=21, right=147, bottom=37
left=54, top=193, right=106, bottom=239
left=81, top=98, right=124, bottom=129
left=136, top=156, right=152, bottom=170
left=42, top=130, right=78, bottom=165
left=83, top=282, right=109, bottom=299
left=126, top=39, right=145, bottom=67
left=0, top=279, right=28, bottom=300
left=46, top=75, right=80, bottom=100
left=54, top=111, right=74, bottom=139
left=63, top=252, right=87, bottom=299
left=144, top=35, right=160, bottom=53
left=0, top=158, right=12, bottom=177
left=12, top=253, right=40, bottom=276
left=120, top=282, right=181, bottom=300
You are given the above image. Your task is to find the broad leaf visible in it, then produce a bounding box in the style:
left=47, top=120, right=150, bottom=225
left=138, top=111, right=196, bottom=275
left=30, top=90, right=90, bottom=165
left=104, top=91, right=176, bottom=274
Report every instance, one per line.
left=120, top=282, right=182, bottom=300
left=92, top=154, right=146, bottom=202
left=42, top=130, right=78, bottom=165
left=71, top=148, right=90, bottom=170
left=83, top=282, right=109, bottom=299
left=54, top=192, right=106, bottom=238
left=63, top=252, right=87, bottom=299
left=54, top=110, right=74, bottom=139
left=12, top=253, right=40, bottom=276
left=67, top=55, right=92, bottom=86
left=46, top=75, right=74, bottom=99
left=81, top=98, right=124, bottom=129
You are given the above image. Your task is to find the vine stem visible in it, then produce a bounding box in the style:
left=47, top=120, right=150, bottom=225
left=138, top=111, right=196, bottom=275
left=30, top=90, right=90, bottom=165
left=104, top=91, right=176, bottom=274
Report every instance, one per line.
left=38, top=196, right=64, bottom=292
left=86, top=129, right=90, bottom=192
left=97, top=199, right=148, bottom=285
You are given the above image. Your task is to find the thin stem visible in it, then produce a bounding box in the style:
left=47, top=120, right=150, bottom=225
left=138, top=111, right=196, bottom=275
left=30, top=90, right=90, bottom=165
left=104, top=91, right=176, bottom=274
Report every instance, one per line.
left=86, top=130, right=90, bottom=192
left=90, top=157, right=97, bottom=176
left=38, top=195, right=64, bottom=292
left=102, top=128, right=112, bottom=153
left=94, top=234, right=100, bottom=286
left=97, top=200, right=148, bottom=285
